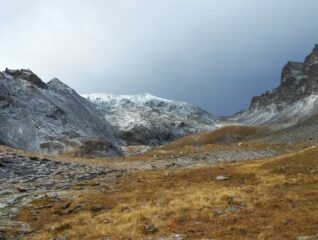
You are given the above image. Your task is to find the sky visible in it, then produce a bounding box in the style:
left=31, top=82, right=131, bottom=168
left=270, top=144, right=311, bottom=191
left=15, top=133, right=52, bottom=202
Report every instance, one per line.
left=1, top=0, right=318, bottom=115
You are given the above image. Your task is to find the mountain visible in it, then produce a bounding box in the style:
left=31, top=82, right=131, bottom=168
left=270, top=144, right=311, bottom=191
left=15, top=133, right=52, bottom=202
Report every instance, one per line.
left=82, top=93, right=218, bottom=146
left=3, top=44, right=318, bottom=156
left=0, top=68, right=121, bottom=156
left=0, top=69, right=218, bottom=155
left=228, top=44, right=318, bottom=128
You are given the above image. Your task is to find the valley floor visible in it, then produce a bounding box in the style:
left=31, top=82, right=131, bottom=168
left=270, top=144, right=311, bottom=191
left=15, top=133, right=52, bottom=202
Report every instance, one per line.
left=1, top=126, right=318, bottom=240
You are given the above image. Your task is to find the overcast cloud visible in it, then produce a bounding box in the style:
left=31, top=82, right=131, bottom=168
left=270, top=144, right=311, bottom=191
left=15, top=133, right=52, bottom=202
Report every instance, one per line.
left=1, top=0, right=318, bottom=115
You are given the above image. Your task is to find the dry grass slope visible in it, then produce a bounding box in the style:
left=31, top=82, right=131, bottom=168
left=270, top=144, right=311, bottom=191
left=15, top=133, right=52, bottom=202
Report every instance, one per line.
left=160, top=125, right=270, bottom=150
left=15, top=145, right=318, bottom=240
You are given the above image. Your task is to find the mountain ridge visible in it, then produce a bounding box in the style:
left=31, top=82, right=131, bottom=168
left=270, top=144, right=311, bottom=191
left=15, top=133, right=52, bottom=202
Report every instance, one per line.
left=82, top=92, right=218, bottom=146
left=2, top=44, right=318, bottom=155
left=0, top=71, right=218, bottom=155
left=0, top=69, right=121, bottom=156
left=227, top=44, right=318, bottom=127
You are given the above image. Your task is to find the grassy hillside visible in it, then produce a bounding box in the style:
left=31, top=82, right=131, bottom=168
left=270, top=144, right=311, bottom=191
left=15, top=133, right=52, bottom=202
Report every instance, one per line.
left=160, top=125, right=270, bottom=151
left=15, top=145, right=318, bottom=239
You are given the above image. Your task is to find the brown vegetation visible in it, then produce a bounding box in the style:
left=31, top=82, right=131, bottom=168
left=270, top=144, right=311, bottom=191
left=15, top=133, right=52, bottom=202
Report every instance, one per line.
left=16, top=146, right=318, bottom=239
left=160, top=125, right=271, bottom=150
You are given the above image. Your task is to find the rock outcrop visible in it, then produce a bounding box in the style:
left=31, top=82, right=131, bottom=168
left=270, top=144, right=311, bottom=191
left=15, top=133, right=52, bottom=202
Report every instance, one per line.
left=0, top=69, right=121, bottom=156
left=228, top=44, right=318, bottom=127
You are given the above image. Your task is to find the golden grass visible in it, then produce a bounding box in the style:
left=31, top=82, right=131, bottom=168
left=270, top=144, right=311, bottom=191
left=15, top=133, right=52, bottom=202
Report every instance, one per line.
left=15, top=146, right=318, bottom=239
left=0, top=124, right=306, bottom=171
left=160, top=125, right=270, bottom=150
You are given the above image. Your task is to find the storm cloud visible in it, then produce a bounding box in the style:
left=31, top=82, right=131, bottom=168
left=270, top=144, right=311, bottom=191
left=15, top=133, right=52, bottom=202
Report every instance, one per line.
left=1, top=0, right=318, bottom=115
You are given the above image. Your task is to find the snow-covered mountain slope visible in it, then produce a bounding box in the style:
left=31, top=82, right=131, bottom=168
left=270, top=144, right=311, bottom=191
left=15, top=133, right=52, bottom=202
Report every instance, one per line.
left=82, top=93, right=218, bottom=145
left=227, top=44, right=318, bottom=128
left=0, top=69, right=121, bottom=156
left=0, top=69, right=218, bottom=155
left=83, top=93, right=173, bottom=105
left=5, top=45, right=318, bottom=155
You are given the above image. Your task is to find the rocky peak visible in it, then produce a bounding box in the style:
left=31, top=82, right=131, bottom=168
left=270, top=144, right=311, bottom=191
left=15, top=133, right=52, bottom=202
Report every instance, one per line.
left=249, top=44, right=318, bottom=110
left=304, top=44, right=318, bottom=80
left=47, top=77, right=66, bottom=87
left=47, top=77, right=71, bottom=89
left=229, top=44, right=318, bottom=127
left=47, top=77, right=78, bottom=96
left=280, top=61, right=304, bottom=86
left=0, top=71, right=121, bottom=156
left=4, top=68, right=47, bottom=89
left=304, top=44, right=318, bottom=65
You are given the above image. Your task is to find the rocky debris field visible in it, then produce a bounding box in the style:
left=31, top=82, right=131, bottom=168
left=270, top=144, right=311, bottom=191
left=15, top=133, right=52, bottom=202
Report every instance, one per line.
left=75, top=147, right=284, bottom=172
left=12, top=145, right=318, bottom=240
left=257, top=116, right=318, bottom=145
left=0, top=152, right=121, bottom=239
left=171, top=148, right=278, bottom=163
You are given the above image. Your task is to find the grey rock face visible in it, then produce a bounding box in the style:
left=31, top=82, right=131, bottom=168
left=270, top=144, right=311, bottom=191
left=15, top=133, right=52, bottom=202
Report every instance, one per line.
left=0, top=69, right=121, bottom=156
left=82, top=93, right=218, bottom=146
left=252, top=44, right=318, bottom=108
left=4, top=68, right=47, bottom=89
left=0, top=69, right=218, bottom=155
left=75, top=139, right=122, bottom=157
left=228, top=44, right=318, bottom=127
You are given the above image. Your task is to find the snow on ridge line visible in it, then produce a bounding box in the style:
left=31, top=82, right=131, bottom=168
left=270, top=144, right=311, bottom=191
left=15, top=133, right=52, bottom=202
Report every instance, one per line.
left=230, top=94, right=318, bottom=126
left=81, top=92, right=175, bottom=104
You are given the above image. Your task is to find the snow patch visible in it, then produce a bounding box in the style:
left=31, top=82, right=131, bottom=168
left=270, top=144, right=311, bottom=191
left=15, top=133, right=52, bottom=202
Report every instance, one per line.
left=82, top=93, right=174, bottom=105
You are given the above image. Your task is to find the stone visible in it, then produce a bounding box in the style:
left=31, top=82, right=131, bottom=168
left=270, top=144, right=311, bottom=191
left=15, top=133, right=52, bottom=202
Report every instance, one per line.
left=297, top=235, right=318, bottom=240
left=90, top=205, right=104, bottom=212
left=171, top=234, right=182, bottom=240
left=216, top=175, right=228, bottom=181
left=310, top=169, right=318, bottom=174
left=16, top=186, right=28, bottom=193
left=165, top=171, right=176, bottom=177
left=50, top=236, right=67, bottom=240
left=143, top=223, right=157, bottom=234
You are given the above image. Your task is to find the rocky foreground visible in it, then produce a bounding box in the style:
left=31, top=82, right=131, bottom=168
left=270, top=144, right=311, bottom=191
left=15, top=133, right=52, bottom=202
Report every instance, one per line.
left=0, top=123, right=318, bottom=239
left=1, top=145, right=316, bottom=240
left=0, top=152, right=122, bottom=239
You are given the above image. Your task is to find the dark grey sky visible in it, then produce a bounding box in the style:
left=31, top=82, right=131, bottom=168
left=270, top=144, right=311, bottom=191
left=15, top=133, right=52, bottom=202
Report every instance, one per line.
left=1, top=0, right=318, bottom=115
